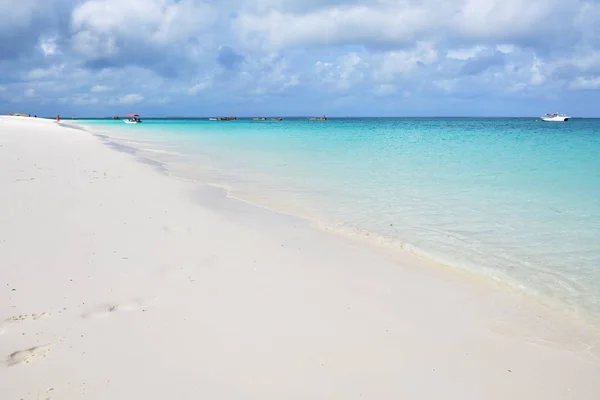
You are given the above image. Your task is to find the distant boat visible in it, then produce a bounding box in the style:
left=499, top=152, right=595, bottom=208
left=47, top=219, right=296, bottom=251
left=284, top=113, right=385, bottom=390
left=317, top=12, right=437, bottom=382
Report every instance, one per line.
left=271, top=117, right=283, bottom=121
left=123, top=113, right=142, bottom=123
left=112, top=116, right=121, bottom=120
left=540, top=113, right=570, bottom=122
left=253, top=117, right=267, bottom=121
left=308, top=115, right=327, bottom=121
left=216, top=116, right=237, bottom=121
left=208, top=118, right=217, bottom=121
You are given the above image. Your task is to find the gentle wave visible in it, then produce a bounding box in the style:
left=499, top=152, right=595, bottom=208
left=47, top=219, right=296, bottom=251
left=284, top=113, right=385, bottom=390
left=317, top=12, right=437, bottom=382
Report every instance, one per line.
left=76, top=118, right=600, bottom=326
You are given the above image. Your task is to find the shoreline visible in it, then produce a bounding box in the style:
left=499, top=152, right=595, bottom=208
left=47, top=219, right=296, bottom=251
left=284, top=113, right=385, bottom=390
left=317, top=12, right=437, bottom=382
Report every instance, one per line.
left=75, top=119, right=600, bottom=330
left=2, top=116, right=599, bottom=399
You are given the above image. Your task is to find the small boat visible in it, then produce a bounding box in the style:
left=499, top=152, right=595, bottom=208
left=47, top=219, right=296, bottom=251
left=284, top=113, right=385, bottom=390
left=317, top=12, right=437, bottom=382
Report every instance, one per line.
left=540, top=113, right=569, bottom=122
left=308, top=115, right=327, bottom=121
left=253, top=117, right=267, bottom=121
left=123, top=113, right=142, bottom=123
left=216, top=116, right=237, bottom=121
left=208, top=118, right=217, bottom=121
left=271, top=117, right=283, bottom=121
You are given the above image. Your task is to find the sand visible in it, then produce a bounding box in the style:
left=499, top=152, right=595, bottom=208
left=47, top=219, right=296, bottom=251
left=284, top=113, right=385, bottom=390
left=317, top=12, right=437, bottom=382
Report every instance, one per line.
left=0, top=115, right=599, bottom=399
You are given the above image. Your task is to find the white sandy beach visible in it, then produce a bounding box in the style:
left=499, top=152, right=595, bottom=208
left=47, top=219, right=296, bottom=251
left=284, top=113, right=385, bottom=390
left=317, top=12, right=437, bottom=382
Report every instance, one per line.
left=1, top=116, right=599, bottom=399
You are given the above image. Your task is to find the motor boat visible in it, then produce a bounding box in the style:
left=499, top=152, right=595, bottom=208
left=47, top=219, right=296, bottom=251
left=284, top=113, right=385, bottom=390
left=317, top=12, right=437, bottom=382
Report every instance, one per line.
left=540, top=113, right=569, bottom=122
left=124, top=113, right=142, bottom=123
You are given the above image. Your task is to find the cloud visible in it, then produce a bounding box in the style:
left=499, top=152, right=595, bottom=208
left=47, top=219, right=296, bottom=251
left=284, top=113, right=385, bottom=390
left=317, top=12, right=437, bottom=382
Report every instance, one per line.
left=2, top=0, right=600, bottom=116
left=372, top=84, right=397, bottom=97
left=434, top=79, right=459, bottom=93
left=314, top=52, right=368, bottom=90
left=447, top=46, right=487, bottom=61
left=217, top=46, right=244, bottom=70
left=25, top=88, right=36, bottom=97
left=26, top=64, right=66, bottom=80
left=91, top=85, right=111, bottom=93
left=234, top=0, right=593, bottom=51
left=460, top=50, right=505, bottom=76
left=118, top=93, right=144, bottom=104
left=72, top=94, right=100, bottom=105
left=569, top=76, right=600, bottom=90
left=188, top=80, right=212, bottom=95
left=40, top=37, right=59, bottom=56
left=235, top=4, right=432, bottom=50
left=375, top=42, right=438, bottom=82
left=69, top=0, right=216, bottom=75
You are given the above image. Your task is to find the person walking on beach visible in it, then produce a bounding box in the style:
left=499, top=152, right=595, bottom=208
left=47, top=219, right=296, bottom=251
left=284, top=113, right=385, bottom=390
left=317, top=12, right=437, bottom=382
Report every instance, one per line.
left=56, top=114, right=60, bottom=122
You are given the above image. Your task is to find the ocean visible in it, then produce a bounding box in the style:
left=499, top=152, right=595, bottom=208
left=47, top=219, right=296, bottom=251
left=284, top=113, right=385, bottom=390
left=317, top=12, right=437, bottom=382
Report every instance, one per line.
left=77, top=117, right=600, bottom=323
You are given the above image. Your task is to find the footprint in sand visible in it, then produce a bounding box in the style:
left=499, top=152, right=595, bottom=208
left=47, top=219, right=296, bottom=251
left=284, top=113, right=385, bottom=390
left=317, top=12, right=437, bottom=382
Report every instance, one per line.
left=0, top=312, right=51, bottom=335
left=162, top=225, right=192, bottom=234
left=5, top=312, right=51, bottom=323
left=81, top=298, right=153, bottom=319
left=7, top=344, right=52, bottom=366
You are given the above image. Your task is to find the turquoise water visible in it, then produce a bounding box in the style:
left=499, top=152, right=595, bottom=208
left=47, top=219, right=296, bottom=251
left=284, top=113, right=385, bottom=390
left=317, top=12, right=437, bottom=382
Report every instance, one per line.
left=79, top=118, right=600, bottom=321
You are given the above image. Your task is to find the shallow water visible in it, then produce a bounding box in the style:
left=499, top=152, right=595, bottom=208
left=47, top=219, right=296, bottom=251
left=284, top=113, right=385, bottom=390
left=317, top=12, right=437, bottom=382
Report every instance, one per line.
left=79, top=118, right=600, bottom=321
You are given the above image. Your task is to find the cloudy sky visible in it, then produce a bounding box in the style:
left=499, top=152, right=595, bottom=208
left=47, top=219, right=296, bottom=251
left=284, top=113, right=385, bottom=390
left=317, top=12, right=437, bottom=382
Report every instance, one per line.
left=1, top=0, right=600, bottom=117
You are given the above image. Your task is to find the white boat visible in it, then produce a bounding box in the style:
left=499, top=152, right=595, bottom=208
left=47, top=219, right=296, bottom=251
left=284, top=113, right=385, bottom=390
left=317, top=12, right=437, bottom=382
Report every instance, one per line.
left=123, top=113, right=142, bottom=123
left=540, top=113, right=570, bottom=122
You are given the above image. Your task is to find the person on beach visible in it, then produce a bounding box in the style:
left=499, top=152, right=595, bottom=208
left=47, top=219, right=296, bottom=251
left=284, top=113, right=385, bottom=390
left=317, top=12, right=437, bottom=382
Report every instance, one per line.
left=56, top=114, right=60, bottom=122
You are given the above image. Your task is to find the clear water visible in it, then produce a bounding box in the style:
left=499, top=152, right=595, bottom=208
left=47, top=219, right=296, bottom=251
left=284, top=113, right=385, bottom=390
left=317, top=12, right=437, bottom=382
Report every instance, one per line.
left=78, top=118, right=600, bottom=321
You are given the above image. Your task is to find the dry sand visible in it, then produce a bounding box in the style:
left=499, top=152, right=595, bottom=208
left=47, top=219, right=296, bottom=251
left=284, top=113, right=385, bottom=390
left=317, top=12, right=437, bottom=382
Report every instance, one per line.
left=1, top=116, right=599, bottom=399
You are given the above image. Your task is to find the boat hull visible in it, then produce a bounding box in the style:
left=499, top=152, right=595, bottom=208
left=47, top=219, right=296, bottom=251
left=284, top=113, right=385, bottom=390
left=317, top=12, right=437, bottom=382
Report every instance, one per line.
left=541, top=117, right=569, bottom=122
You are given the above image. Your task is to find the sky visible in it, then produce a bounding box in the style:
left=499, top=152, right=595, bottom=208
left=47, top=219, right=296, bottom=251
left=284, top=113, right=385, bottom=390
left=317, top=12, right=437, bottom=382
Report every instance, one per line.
left=1, top=0, right=600, bottom=117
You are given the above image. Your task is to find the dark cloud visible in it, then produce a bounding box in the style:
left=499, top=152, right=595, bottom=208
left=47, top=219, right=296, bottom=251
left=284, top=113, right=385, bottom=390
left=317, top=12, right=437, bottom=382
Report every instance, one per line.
left=0, top=0, right=73, bottom=61
left=1, top=0, right=600, bottom=117
left=461, top=51, right=506, bottom=76
left=217, top=46, right=244, bottom=69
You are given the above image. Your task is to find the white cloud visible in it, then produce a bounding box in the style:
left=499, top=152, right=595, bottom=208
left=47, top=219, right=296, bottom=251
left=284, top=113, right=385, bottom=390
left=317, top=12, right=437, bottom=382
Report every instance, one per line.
left=569, top=76, right=600, bottom=90
left=447, top=46, right=487, bottom=60
left=26, top=64, right=65, bottom=80
left=25, top=88, right=35, bottom=97
left=39, top=37, right=58, bottom=56
left=73, top=94, right=100, bottom=105
left=188, top=80, right=212, bottom=96
left=496, top=44, right=516, bottom=54
left=235, top=0, right=583, bottom=51
left=451, top=0, right=568, bottom=41
left=372, top=84, right=397, bottom=97
left=71, top=30, right=118, bottom=58
left=225, top=53, right=301, bottom=97
left=530, top=57, right=545, bottom=85
left=375, top=42, right=438, bottom=82
left=118, top=93, right=144, bottom=104
left=314, top=52, right=368, bottom=90
left=235, top=4, right=432, bottom=49
left=284, top=75, right=300, bottom=89
left=3, top=0, right=600, bottom=115
left=551, top=51, right=600, bottom=74
left=70, top=0, right=215, bottom=58
left=91, top=85, right=111, bottom=93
